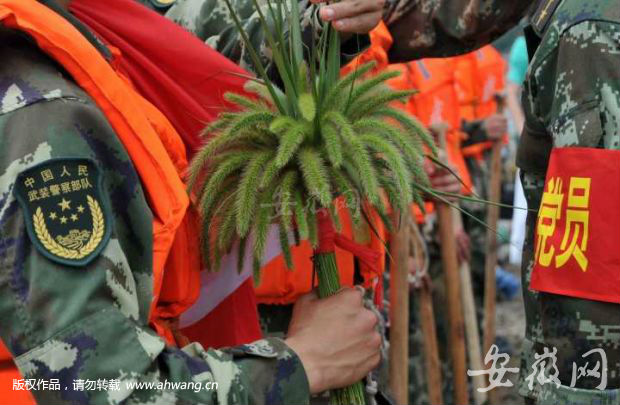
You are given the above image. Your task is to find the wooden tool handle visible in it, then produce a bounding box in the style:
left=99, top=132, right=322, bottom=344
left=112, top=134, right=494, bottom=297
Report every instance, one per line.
left=389, top=210, right=410, bottom=405
left=482, top=93, right=506, bottom=404
left=436, top=204, right=469, bottom=405
left=453, top=210, right=487, bottom=405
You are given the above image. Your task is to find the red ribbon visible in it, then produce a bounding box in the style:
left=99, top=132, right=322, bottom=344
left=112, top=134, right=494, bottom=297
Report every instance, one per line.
left=315, top=209, right=382, bottom=279
left=316, top=209, right=384, bottom=308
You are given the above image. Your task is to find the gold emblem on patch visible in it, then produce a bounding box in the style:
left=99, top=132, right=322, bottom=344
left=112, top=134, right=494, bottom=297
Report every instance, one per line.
left=33, top=195, right=105, bottom=260
left=15, top=159, right=111, bottom=267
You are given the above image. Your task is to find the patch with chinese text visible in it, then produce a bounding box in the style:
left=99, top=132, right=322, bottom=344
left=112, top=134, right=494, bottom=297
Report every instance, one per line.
left=531, top=148, right=620, bottom=304
left=14, top=159, right=111, bottom=267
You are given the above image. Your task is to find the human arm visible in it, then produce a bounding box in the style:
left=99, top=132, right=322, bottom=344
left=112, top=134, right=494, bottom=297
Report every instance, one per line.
left=311, top=0, right=384, bottom=34
left=382, top=0, right=534, bottom=62
left=286, top=288, right=381, bottom=394
left=164, top=0, right=379, bottom=79
left=425, top=160, right=463, bottom=198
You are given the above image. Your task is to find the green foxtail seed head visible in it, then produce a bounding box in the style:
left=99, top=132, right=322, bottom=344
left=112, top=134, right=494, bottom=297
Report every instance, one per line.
left=189, top=61, right=435, bottom=279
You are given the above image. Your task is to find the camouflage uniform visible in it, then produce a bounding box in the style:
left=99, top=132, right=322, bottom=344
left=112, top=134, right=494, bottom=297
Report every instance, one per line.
left=385, top=0, right=620, bottom=403
left=0, top=15, right=309, bottom=405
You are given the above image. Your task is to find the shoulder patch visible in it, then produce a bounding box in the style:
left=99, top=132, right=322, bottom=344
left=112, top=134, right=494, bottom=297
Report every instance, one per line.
left=14, top=159, right=111, bottom=267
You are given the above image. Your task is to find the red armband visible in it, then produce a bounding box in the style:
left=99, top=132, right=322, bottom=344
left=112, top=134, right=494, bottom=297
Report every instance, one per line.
left=530, top=148, right=620, bottom=303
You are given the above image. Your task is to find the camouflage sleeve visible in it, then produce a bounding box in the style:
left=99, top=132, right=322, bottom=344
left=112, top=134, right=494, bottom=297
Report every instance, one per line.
left=382, top=0, right=534, bottom=63
left=164, top=0, right=368, bottom=80
left=0, top=94, right=309, bottom=404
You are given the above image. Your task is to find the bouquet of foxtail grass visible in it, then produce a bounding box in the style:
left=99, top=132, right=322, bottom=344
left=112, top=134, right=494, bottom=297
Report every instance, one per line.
left=188, top=1, right=436, bottom=403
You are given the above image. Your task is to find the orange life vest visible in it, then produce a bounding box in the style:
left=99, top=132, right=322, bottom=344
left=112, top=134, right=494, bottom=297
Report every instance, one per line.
left=384, top=63, right=435, bottom=224
left=0, top=1, right=204, bottom=400
left=255, top=23, right=392, bottom=305
left=0, top=340, right=33, bottom=405
left=341, top=21, right=392, bottom=76
left=454, top=47, right=507, bottom=159
left=453, top=53, right=478, bottom=122
left=471, top=46, right=507, bottom=119
left=406, top=59, right=473, bottom=196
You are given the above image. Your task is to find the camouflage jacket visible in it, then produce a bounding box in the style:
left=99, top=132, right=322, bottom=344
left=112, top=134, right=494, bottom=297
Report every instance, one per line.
left=0, top=23, right=308, bottom=405
left=382, top=0, right=620, bottom=403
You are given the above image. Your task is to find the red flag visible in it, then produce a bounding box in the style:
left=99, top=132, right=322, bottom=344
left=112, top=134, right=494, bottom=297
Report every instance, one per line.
left=70, top=0, right=262, bottom=347
left=530, top=147, right=620, bottom=304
